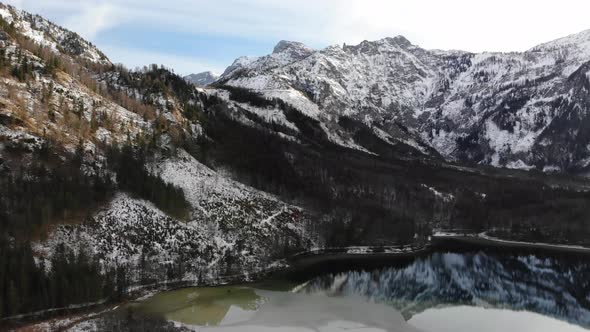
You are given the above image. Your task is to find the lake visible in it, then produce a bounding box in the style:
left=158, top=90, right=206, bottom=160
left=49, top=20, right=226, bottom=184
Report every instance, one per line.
left=122, top=248, right=590, bottom=331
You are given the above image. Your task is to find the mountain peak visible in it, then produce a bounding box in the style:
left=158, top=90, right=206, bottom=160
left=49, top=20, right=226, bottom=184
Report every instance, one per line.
left=184, top=71, right=220, bottom=87
left=272, top=40, right=314, bottom=59
left=383, top=35, right=413, bottom=47
left=273, top=40, right=312, bottom=54
left=342, top=35, right=415, bottom=55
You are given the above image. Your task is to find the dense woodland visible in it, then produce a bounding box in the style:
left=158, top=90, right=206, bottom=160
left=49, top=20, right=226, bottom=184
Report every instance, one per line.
left=0, top=141, right=187, bottom=320
left=199, top=86, right=590, bottom=246
left=107, top=144, right=191, bottom=220
left=0, top=239, right=128, bottom=319
left=0, top=17, right=195, bottom=320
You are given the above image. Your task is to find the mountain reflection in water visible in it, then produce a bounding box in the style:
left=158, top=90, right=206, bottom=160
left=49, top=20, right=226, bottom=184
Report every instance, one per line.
left=301, top=251, right=590, bottom=328
left=129, top=286, right=263, bottom=326
left=123, top=251, right=590, bottom=331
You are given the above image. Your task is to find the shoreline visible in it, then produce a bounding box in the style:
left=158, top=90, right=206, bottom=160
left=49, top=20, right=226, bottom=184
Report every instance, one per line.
left=431, top=232, right=590, bottom=255
left=9, top=235, right=590, bottom=329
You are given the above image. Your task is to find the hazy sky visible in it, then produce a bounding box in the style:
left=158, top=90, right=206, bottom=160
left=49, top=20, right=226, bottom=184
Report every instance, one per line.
left=5, top=0, right=590, bottom=75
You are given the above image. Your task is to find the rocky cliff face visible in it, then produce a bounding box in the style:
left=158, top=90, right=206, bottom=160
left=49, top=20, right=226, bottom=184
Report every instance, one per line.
left=220, top=31, right=590, bottom=173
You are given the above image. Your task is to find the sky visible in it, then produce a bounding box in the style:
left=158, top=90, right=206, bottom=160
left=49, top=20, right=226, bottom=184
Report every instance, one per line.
left=5, top=0, right=590, bottom=76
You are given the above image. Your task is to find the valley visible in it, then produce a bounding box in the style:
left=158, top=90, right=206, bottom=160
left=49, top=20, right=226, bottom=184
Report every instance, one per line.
left=0, top=2, right=589, bottom=331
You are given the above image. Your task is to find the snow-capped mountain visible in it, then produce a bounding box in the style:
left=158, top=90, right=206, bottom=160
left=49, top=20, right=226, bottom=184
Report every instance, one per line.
left=184, top=71, right=220, bottom=87
left=3, top=3, right=590, bottom=322
left=0, top=1, right=318, bottom=290
left=219, top=32, right=590, bottom=173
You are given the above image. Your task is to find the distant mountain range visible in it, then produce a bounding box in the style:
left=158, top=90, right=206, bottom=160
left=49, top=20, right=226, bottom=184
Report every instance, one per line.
left=217, top=32, right=590, bottom=173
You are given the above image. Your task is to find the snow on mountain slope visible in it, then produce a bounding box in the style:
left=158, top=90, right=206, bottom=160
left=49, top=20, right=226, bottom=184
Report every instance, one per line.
left=220, top=40, right=313, bottom=79
left=35, top=150, right=318, bottom=285
left=0, top=3, right=110, bottom=65
left=0, top=4, right=321, bottom=289
left=219, top=31, right=590, bottom=172
left=184, top=71, right=220, bottom=87
left=0, top=42, right=152, bottom=172
left=530, top=29, right=590, bottom=76
left=206, top=88, right=380, bottom=154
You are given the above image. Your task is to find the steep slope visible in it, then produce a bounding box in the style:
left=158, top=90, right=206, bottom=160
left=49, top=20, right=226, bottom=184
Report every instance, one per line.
left=0, top=3, right=321, bottom=318
left=2, top=3, right=590, bottom=323
left=219, top=32, right=590, bottom=173
left=0, top=3, right=109, bottom=65
left=35, top=149, right=316, bottom=285
left=0, top=1, right=316, bottom=281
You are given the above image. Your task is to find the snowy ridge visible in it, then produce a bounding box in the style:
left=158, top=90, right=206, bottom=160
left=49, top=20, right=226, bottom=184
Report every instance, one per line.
left=0, top=3, right=110, bottom=65
left=219, top=30, right=590, bottom=172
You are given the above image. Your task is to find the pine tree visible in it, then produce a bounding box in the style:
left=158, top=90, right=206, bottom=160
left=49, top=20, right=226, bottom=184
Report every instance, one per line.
left=0, top=49, right=6, bottom=70
left=76, top=99, right=85, bottom=119
left=7, top=280, right=19, bottom=315
left=90, top=108, right=99, bottom=131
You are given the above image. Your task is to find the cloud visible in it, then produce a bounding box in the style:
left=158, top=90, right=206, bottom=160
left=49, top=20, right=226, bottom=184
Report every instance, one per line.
left=61, top=2, right=119, bottom=40
left=15, top=0, right=590, bottom=50
left=86, top=0, right=590, bottom=52
left=100, top=44, right=227, bottom=76
left=7, top=0, right=590, bottom=73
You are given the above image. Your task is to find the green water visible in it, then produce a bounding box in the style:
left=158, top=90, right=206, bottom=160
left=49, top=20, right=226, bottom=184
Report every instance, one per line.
left=128, top=281, right=297, bottom=326
left=122, top=251, right=590, bottom=331
left=129, top=286, right=262, bottom=326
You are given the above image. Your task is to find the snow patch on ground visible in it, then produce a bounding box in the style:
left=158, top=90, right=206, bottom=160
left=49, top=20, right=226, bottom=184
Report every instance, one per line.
left=35, top=150, right=318, bottom=286
left=421, top=184, right=454, bottom=202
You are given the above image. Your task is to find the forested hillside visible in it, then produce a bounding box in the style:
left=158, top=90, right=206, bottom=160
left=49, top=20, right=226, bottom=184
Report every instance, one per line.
left=1, top=2, right=590, bottom=324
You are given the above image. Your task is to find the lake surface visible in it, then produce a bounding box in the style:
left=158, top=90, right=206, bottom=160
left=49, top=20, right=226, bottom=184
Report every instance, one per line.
left=128, top=250, right=590, bottom=331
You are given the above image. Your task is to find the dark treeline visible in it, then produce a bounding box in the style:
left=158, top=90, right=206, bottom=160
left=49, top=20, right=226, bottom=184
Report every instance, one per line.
left=0, top=143, right=119, bottom=320
left=0, top=239, right=128, bottom=319
left=0, top=144, right=112, bottom=239
left=107, top=144, right=191, bottom=220
left=221, top=85, right=276, bottom=108
left=195, top=101, right=426, bottom=246
left=0, top=141, right=187, bottom=320
left=196, top=86, right=590, bottom=247
left=115, top=64, right=199, bottom=103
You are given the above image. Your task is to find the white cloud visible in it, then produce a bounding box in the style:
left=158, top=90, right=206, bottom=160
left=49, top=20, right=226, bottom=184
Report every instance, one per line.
left=61, top=2, right=119, bottom=40
left=13, top=0, right=590, bottom=51
left=100, top=44, right=227, bottom=76
left=6, top=0, right=590, bottom=72
left=322, top=0, right=590, bottom=52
